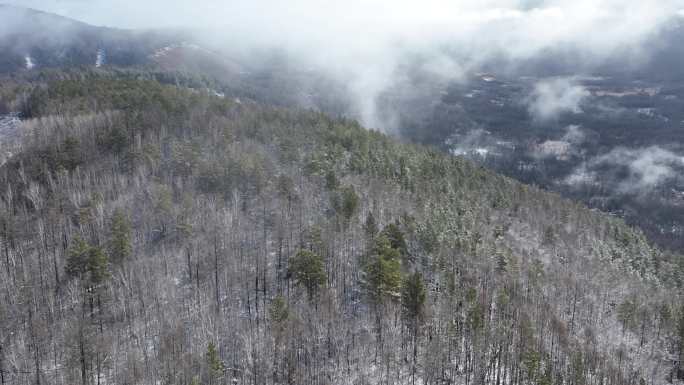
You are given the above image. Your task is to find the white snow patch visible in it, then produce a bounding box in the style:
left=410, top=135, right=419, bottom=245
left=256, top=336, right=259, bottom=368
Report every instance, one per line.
left=96, top=49, right=105, bottom=67
left=151, top=42, right=219, bottom=59
left=25, top=55, right=35, bottom=70
left=636, top=107, right=656, bottom=117
left=534, top=140, right=572, bottom=160
left=453, top=147, right=491, bottom=158
left=152, top=45, right=176, bottom=58
left=563, top=166, right=597, bottom=186
left=474, top=148, right=489, bottom=157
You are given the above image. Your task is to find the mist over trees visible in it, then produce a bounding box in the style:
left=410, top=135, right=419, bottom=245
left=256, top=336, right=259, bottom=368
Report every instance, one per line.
left=0, top=69, right=681, bottom=385
left=4, top=3, right=684, bottom=261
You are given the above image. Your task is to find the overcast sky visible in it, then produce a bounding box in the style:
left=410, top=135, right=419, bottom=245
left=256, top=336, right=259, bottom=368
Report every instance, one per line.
left=7, top=0, right=683, bottom=67
left=7, top=1, right=684, bottom=67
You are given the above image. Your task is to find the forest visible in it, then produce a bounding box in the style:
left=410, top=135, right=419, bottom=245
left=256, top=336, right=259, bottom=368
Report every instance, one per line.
left=0, top=69, right=682, bottom=385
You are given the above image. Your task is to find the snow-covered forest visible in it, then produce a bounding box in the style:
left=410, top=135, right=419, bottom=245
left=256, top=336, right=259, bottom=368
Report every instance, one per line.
left=0, top=70, right=682, bottom=385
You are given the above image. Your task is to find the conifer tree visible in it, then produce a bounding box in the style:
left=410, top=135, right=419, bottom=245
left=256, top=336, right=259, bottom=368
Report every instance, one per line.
left=331, top=185, right=359, bottom=226
left=269, top=296, right=289, bottom=326
left=401, top=271, right=426, bottom=325
left=288, top=250, right=326, bottom=301
left=87, top=246, right=109, bottom=288
left=381, top=223, right=408, bottom=259
left=66, top=236, right=91, bottom=278
left=677, top=308, right=684, bottom=379
left=364, top=235, right=403, bottom=303
left=363, top=211, right=378, bottom=241
left=206, top=342, right=224, bottom=385
left=66, top=236, right=109, bottom=288
left=401, top=271, right=426, bottom=385
left=108, top=209, right=132, bottom=265
left=617, top=299, right=637, bottom=334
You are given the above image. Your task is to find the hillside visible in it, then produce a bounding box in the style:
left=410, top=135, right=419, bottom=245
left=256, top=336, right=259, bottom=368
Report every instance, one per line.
left=5, top=4, right=684, bottom=261
left=386, top=71, right=684, bottom=253
left=0, top=5, right=184, bottom=72
left=0, top=69, right=682, bottom=385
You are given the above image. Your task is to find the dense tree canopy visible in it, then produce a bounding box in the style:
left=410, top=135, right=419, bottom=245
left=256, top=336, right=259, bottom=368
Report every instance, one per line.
left=0, top=70, right=682, bottom=385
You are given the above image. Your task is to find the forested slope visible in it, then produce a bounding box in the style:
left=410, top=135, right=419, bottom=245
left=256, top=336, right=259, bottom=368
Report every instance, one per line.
left=0, top=70, right=683, bottom=385
left=0, top=5, right=182, bottom=73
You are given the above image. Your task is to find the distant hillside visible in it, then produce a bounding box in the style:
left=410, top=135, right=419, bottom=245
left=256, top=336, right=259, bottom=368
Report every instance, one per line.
left=0, top=69, right=682, bottom=385
left=0, top=5, right=184, bottom=72
left=0, top=6, right=342, bottom=115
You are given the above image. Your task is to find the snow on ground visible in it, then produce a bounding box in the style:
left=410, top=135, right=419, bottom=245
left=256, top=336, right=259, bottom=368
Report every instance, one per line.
left=25, top=55, right=35, bottom=70
left=152, top=45, right=176, bottom=58
left=474, top=148, right=490, bottom=157
left=0, top=113, right=21, bottom=141
left=96, top=49, right=105, bottom=67
left=563, top=165, right=598, bottom=187
left=151, top=42, right=221, bottom=59
left=534, top=140, right=572, bottom=160
left=0, top=112, right=22, bottom=166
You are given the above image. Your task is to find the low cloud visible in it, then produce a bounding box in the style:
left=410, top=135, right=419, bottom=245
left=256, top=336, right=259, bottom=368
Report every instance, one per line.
left=4, top=0, right=684, bottom=130
left=561, top=124, right=586, bottom=144
left=448, top=128, right=490, bottom=155
left=564, top=146, right=684, bottom=195
left=533, top=125, right=587, bottom=159
left=527, top=78, right=590, bottom=121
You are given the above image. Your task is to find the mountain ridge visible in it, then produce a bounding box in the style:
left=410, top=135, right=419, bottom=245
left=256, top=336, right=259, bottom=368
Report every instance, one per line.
left=0, top=7, right=683, bottom=384
left=0, top=68, right=681, bottom=384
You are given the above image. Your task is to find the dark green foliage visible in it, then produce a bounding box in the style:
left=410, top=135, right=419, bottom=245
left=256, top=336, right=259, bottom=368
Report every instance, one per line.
left=539, top=363, right=553, bottom=385
left=32, top=135, right=85, bottom=174
left=418, top=221, right=439, bottom=254
left=571, top=352, right=586, bottom=385
left=98, top=126, right=129, bottom=154
left=302, top=226, right=325, bottom=256
left=401, top=271, right=426, bottom=323
left=659, top=303, right=672, bottom=327
left=364, top=235, right=403, bottom=303
left=65, top=237, right=91, bottom=278
left=495, top=251, right=508, bottom=274
left=467, top=300, right=485, bottom=332
left=0, top=71, right=682, bottom=385
left=60, top=136, right=83, bottom=171
left=66, top=236, right=109, bottom=287
left=679, top=307, right=684, bottom=344
left=617, top=299, right=637, bottom=332
left=288, top=250, right=326, bottom=300
left=325, top=170, right=339, bottom=190
left=678, top=308, right=684, bottom=379
left=542, top=225, right=555, bottom=246
left=170, top=140, right=201, bottom=177
left=87, top=246, right=109, bottom=286
left=276, top=174, right=297, bottom=204
left=381, top=223, right=408, bottom=259
left=108, top=209, right=132, bottom=265
left=363, top=211, right=378, bottom=240
left=206, top=342, right=224, bottom=382
left=331, top=185, right=359, bottom=225
left=269, top=296, right=289, bottom=325
left=522, top=350, right=541, bottom=382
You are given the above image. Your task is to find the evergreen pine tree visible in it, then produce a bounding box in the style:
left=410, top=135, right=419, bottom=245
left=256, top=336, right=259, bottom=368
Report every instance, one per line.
left=364, top=235, right=403, bottom=303
left=108, top=209, right=132, bottom=265
left=206, top=342, right=224, bottom=384
left=288, top=250, right=326, bottom=301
